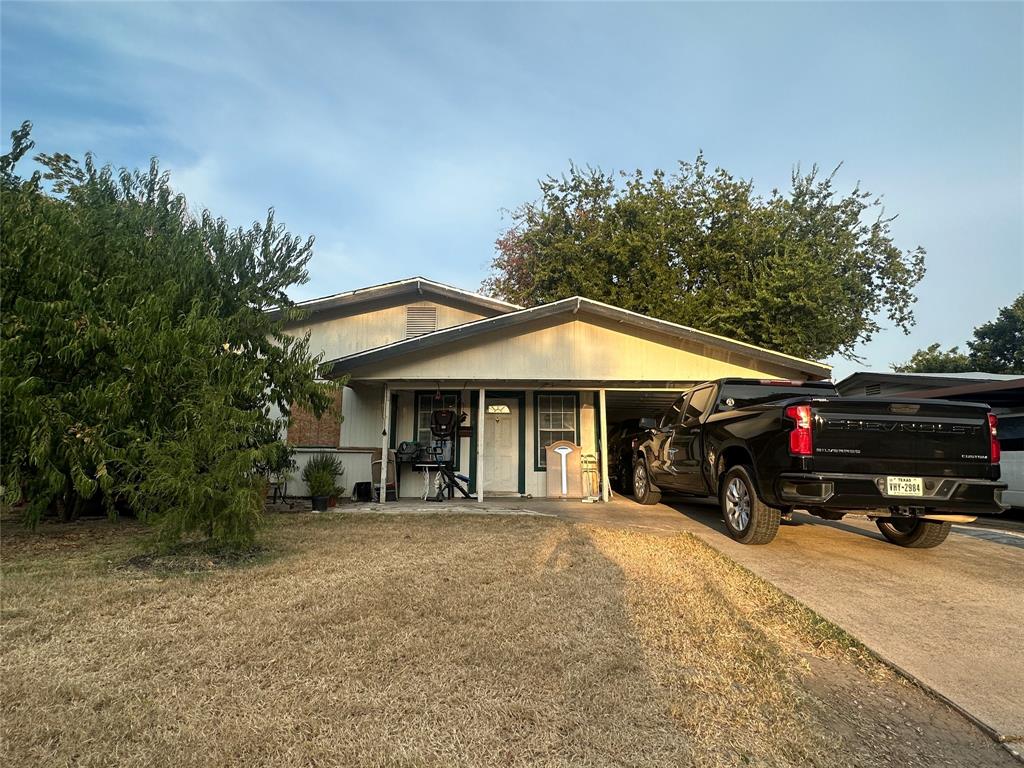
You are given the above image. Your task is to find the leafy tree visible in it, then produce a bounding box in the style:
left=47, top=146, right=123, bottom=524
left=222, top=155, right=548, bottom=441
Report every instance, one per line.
left=484, top=155, right=925, bottom=361
left=891, top=343, right=972, bottom=373
left=1, top=122, right=336, bottom=546
left=894, top=293, right=1023, bottom=374
left=968, top=293, right=1023, bottom=374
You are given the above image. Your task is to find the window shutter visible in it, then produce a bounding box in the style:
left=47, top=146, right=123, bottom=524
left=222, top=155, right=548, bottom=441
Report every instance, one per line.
left=406, top=305, right=437, bottom=337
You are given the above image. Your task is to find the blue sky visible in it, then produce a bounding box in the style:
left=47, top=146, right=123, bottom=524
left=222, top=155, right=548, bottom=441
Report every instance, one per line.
left=2, top=1, right=1022, bottom=378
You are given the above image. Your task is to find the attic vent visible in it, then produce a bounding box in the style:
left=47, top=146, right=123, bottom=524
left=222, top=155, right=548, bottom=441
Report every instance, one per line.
left=406, top=305, right=437, bottom=338
left=865, top=383, right=882, bottom=396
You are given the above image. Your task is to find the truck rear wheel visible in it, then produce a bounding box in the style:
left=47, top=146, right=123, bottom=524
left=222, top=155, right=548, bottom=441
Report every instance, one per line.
left=875, top=517, right=951, bottom=548
left=632, top=459, right=661, bottom=505
left=720, top=465, right=780, bottom=545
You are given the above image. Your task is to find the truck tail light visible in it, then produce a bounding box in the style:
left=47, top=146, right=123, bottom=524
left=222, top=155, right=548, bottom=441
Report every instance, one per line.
left=989, top=413, right=1000, bottom=464
left=785, top=404, right=813, bottom=456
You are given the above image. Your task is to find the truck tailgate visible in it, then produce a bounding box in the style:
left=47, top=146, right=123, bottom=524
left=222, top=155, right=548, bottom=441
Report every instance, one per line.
left=811, top=398, right=993, bottom=478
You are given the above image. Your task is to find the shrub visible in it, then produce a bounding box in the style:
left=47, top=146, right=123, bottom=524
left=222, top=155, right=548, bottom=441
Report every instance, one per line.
left=0, top=122, right=342, bottom=547
left=302, top=454, right=345, bottom=498
left=257, top=439, right=297, bottom=484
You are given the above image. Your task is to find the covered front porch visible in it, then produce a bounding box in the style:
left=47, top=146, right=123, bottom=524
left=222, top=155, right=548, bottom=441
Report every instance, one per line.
left=346, top=380, right=685, bottom=503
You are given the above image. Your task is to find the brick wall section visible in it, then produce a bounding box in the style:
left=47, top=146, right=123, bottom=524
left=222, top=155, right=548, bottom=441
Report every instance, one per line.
left=287, top=390, right=343, bottom=447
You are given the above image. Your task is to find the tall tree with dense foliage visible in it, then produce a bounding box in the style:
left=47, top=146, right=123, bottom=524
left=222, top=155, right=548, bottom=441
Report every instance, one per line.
left=1, top=122, right=335, bottom=546
left=484, top=155, right=926, bottom=361
left=894, top=293, right=1023, bottom=374
left=891, top=343, right=973, bottom=374
left=967, top=293, right=1024, bottom=374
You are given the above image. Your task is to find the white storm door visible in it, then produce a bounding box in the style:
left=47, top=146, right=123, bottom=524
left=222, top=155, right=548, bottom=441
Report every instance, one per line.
left=483, top=398, right=518, bottom=493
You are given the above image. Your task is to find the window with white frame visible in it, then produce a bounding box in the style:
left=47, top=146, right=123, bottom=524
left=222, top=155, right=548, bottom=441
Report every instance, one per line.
left=535, top=393, right=577, bottom=468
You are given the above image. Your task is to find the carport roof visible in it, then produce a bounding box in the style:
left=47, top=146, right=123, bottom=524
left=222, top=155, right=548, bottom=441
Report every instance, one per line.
left=321, top=295, right=831, bottom=380
left=898, top=377, right=1024, bottom=406
left=836, top=371, right=1019, bottom=392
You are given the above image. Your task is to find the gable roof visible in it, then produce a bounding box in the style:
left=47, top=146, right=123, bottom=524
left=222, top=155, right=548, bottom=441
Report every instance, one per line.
left=322, top=295, right=831, bottom=379
left=268, top=276, right=520, bottom=321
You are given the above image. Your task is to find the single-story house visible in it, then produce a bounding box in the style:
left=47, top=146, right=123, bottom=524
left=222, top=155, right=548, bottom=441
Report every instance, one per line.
left=836, top=371, right=1024, bottom=509
left=276, top=277, right=831, bottom=501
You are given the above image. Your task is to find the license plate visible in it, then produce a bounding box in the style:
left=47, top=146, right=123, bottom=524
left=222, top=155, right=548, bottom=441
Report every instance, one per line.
left=886, top=476, right=923, bottom=496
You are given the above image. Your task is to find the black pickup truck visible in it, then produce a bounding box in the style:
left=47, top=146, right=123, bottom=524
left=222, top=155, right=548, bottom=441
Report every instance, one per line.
left=630, top=378, right=1006, bottom=547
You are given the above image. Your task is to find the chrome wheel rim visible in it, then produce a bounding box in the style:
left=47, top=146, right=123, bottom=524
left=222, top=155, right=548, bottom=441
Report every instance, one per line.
left=634, top=464, right=647, bottom=498
left=724, top=477, right=751, bottom=531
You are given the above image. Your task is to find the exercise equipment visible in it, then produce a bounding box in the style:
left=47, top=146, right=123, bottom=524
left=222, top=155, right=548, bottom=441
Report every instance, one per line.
left=425, top=408, right=473, bottom=502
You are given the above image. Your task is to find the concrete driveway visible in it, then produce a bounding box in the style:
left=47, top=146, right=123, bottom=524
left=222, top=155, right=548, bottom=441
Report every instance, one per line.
left=549, top=496, right=1024, bottom=750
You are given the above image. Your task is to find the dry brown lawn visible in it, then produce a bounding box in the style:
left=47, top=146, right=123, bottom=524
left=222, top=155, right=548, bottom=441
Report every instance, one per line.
left=1, top=512, right=1014, bottom=768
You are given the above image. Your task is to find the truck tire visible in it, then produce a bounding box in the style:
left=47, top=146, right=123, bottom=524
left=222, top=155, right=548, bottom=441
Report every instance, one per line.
left=632, top=458, right=661, bottom=505
left=875, top=518, right=951, bottom=548
left=720, top=465, right=780, bottom=544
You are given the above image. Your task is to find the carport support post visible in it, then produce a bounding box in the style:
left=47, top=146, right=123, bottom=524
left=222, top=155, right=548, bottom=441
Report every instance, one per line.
left=379, top=383, right=390, bottom=504
left=599, top=389, right=611, bottom=502
left=476, top=387, right=485, bottom=502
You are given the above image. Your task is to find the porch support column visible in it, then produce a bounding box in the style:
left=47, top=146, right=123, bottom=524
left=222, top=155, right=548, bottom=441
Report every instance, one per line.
left=598, top=388, right=611, bottom=502
left=476, top=387, right=486, bottom=502
left=379, top=383, right=390, bottom=503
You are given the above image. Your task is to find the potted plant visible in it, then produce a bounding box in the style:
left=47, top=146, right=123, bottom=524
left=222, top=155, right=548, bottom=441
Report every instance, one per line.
left=305, top=469, right=333, bottom=512
left=302, top=453, right=344, bottom=511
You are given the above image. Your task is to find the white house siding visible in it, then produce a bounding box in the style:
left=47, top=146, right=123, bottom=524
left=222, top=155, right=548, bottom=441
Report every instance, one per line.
left=286, top=300, right=491, bottom=362
left=523, top=390, right=597, bottom=498
left=288, top=449, right=367, bottom=498
left=338, top=386, right=384, bottom=448
left=279, top=295, right=496, bottom=497
left=340, top=316, right=805, bottom=384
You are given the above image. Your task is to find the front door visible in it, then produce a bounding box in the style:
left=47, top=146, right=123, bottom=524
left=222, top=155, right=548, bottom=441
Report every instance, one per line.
left=483, top=398, right=519, bottom=493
